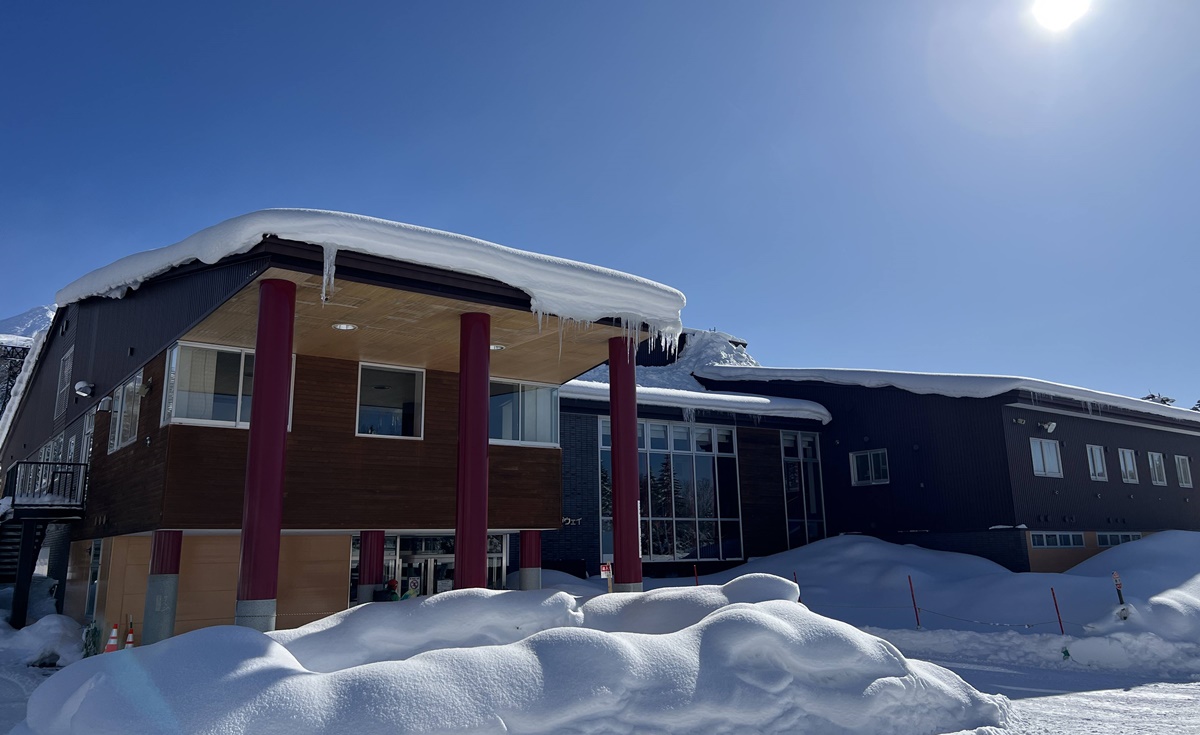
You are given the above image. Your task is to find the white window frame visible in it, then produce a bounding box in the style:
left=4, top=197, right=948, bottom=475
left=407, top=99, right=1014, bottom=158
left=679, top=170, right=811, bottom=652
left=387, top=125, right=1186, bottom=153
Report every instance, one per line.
left=1030, top=531, right=1085, bottom=548
left=1176, top=455, right=1193, bottom=489
left=108, top=369, right=143, bottom=454
left=850, top=448, right=889, bottom=486
left=1148, top=451, right=1168, bottom=486
left=55, top=346, right=74, bottom=419
left=356, top=362, right=426, bottom=440
left=1029, top=438, right=1063, bottom=478
left=487, top=379, right=560, bottom=448
left=1118, top=448, right=1139, bottom=484
left=1086, top=444, right=1108, bottom=482
left=161, top=342, right=295, bottom=430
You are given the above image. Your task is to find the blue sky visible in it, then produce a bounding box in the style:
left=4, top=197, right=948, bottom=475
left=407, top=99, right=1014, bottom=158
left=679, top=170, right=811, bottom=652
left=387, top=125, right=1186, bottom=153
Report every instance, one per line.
left=2, top=1, right=1197, bottom=403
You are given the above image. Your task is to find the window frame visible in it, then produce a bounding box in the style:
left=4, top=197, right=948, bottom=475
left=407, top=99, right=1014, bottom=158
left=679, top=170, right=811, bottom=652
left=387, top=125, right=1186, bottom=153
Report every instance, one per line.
left=487, top=378, right=560, bottom=448
left=849, top=448, right=889, bottom=486
left=108, top=369, right=143, bottom=454
left=1176, top=455, right=1193, bottom=489
left=1086, top=444, right=1108, bottom=482
left=161, top=341, right=295, bottom=430
left=1030, top=531, right=1085, bottom=548
left=1118, top=448, right=1139, bottom=484
left=355, top=361, right=427, bottom=440
left=55, top=346, right=74, bottom=419
left=1029, top=438, right=1063, bottom=478
left=1148, top=451, right=1168, bottom=486
left=1097, top=532, right=1142, bottom=547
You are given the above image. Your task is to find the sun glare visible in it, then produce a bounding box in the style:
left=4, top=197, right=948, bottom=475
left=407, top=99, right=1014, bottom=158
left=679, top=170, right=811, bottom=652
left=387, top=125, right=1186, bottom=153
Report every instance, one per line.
left=1032, top=0, right=1091, bottom=32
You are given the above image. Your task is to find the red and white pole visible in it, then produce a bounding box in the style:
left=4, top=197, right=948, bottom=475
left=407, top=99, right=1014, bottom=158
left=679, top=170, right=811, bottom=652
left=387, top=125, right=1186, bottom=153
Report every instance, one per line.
left=519, top=530, right=542, bottom=590
left=142, top=529, right=182, bottom=644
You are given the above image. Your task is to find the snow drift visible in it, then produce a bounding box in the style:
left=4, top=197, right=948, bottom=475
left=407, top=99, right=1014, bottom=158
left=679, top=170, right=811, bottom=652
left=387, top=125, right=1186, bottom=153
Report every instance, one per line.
left=14, top=577, right=1008, bottom=734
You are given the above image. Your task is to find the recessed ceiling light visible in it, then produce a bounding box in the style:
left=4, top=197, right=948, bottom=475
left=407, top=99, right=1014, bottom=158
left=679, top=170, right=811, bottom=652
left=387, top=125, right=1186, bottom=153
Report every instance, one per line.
left=332, top=323, right=358, bottom=331
left=489, top=344, right=505, bottom=351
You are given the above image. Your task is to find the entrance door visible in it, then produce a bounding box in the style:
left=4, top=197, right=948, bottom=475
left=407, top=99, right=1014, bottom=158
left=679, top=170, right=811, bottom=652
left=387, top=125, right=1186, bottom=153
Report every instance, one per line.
left=399, top=557, right=456, bottom=597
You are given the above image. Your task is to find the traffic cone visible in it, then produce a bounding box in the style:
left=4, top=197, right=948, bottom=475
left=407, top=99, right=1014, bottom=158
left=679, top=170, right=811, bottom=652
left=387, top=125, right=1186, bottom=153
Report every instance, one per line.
left=103, top=624, right=120, bottom=653
left=124, top=623, right=136, bottom=649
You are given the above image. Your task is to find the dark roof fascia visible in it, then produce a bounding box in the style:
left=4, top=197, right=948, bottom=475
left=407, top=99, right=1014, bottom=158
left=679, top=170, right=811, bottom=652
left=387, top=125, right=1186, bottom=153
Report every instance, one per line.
left=1008, top=389, right=1200, bottom=432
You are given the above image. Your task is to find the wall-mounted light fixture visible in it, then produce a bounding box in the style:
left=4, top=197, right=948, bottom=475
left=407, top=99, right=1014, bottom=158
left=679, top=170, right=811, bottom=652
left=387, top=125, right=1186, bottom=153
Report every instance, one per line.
left=74, top=381, right=94, bottom=398
left=135, top=377, right=154, bottom=399
left=489, top=344, right=506, bottom=351
left=1038, top=421, right=1057, bottom=433
left=331, top=323, right=358, bottom=331
left=98, top=396, right=113, bottom=412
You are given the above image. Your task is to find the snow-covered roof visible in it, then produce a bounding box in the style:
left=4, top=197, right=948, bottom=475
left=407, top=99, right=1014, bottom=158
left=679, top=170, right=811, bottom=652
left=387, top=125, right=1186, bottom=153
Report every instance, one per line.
left=55, top=209, right=686, bottom=346
left=560, top=380, right=831, bottom=423
left=694, top=365, right=1200, bottom=425
left=0, top=335, right=32, bottom=349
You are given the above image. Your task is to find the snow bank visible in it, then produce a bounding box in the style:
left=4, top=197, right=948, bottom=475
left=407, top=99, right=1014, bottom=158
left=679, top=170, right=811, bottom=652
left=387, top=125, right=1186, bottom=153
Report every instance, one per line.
left=0, top=617, right=82, bottom=669
left=54, top=209, right=685, bottom=348
left=16, top=581, right=1008, bottom=735
left=696, top=365, right=1200, bottom=426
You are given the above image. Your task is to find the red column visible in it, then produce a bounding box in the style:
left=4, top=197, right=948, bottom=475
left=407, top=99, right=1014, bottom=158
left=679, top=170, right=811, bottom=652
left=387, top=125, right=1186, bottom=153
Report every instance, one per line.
left=150, top=530, right=183, bottom=576
left=454, top=313, right=490, bottom=589
left=609, top=335, right=643, bottom=592
left=357, top=530, right=385, bottom=604
left=235, top=279, right=296, bottom=631
left=519, top=530, right=542, bottom=590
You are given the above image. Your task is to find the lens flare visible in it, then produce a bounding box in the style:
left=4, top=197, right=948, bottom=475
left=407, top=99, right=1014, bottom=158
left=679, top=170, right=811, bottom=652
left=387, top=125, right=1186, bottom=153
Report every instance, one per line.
left=1032, top=0, right=1092, bottom=31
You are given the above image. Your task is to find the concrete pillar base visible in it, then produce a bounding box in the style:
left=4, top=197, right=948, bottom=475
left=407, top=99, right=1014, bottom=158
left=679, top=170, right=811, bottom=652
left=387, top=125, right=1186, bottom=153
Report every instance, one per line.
left=519, top=567, right=542, bottom=591
left=142, top=573, right=180, bottom=645
left=234, top=598, right=277, bottom=632
left=613, top=582, right=644, bottom=593
left=357, top=584, right=380, bottom=605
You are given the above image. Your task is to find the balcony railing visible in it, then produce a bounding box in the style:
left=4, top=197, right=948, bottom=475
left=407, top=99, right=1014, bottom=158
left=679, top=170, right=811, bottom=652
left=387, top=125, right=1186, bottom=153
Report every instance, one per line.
left=3, top=461, right=88, bottom=510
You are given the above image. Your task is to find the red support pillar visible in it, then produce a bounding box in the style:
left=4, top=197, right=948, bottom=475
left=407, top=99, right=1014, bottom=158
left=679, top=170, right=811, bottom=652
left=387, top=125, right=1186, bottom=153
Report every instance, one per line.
left=454, top=313, right=490, bottom=589
left=143, top=530, right=182, bottom=644
left=519, top=530, right=542, bottom=590
left=609, top=335, right=643, bottom=592
left=235, top=279, right=296, bottom=631
left=357, top=530, right=385, bottom=604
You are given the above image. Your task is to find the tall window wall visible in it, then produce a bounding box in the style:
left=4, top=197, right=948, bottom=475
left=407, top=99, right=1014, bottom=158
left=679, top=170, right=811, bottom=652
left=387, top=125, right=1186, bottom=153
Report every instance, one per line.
left=782, top=431, right=825, bottom=548
left=599, top=418, right=742, bottom=562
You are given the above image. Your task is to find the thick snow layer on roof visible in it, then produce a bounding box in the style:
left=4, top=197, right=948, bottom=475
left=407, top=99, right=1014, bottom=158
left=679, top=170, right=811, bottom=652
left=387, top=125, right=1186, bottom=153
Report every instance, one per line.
left=15, top=576, right=1008, bottom=734
left=0, top=328, right=46, bottom=453
left=563, top=327, right=832, bottom=421
left=696, top=365, right=1200, bottom=425
left=0, top=335, right=32, bottom=349
left=55, top=209, right=685, bottom=346
left=561, top=379, right=831, bottom=423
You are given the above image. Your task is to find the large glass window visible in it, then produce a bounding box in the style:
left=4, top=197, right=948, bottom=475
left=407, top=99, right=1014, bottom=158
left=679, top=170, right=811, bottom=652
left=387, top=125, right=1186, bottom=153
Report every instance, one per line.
left=161, top=344, right=277, bottom=428
left=782, top=431, right=825, bottom=548
left=489, top=380, right=558, bottom=445
left=599, top=418, right=741, bottom=562
left=358, top=364, right=424, bottom=438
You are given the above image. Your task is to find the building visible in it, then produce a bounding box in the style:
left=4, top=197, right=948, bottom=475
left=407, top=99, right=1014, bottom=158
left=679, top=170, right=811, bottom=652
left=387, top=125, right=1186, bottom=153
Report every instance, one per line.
left=0, top=209, right=684, bottom=637
left=695, top=366, right=1200, bottom=572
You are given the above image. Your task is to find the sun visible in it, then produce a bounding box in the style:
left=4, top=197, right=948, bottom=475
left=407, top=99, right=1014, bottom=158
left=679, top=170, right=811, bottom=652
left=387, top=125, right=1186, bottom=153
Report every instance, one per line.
left=1032, top=0, right=1091, bottom=31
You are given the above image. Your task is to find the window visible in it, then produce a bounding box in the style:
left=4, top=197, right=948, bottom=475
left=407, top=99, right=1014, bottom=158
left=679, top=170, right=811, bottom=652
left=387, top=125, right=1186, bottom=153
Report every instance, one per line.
left=850, top=449, right=889, bottom=486
left=1118, top=448, right=1138, bottom=484
left=55, top=346, right=74, bottom=418
left=161, top=343, right=283, bottom=428
left=357, top=364, right=424, bottom=438
left=1148, top=452, right=1168, bottom=486
left=488, top=380, right=559, bottom=445
left=1030, top=532, right=1084, bottom=548
left=1176, top=455, right=1193, bottom=489
left=599, top=418, right=741, bottom=562
left=1029, top=438, right=1062, bottom=478
left=1098, top=533, right=1142, bottom=547
left=82, top=407, right=96, bottom=462
left=1086, top=445, right=1108, bottom=482
left=108, top=369, right=143, bottom=453
left=782, top=431, right=825, bottom=548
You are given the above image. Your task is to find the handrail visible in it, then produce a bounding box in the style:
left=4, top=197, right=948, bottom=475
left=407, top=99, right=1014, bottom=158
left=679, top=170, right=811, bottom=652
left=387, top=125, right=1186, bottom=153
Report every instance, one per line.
left=2, top=461, right=88, bottom=509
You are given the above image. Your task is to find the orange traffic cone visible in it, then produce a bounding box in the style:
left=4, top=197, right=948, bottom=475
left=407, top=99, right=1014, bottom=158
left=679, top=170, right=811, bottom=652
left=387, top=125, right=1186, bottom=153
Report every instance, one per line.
left=103, top=624, right=120, bottom=653
left=124, top=623, right=136, bottom=649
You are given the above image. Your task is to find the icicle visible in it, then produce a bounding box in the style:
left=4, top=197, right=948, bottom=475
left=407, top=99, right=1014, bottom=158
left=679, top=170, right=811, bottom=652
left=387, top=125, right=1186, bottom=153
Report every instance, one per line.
left=681, top=407, right=696, bottom=424
left=320, top=244, right=338, bottom=303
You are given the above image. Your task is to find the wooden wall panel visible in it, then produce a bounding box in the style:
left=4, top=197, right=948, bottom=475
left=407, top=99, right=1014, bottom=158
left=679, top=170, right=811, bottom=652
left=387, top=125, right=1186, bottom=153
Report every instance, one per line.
left=80, top=352, right=169, bottom=540
left=277, top=535, right=352, bottom=628
left=174, top=535, right=239, bottom=635
left=94, top=535, right=151, bottom=644
left=736, top=428, right=789, bottom=557
left=162, top=355, right=562, bottom=531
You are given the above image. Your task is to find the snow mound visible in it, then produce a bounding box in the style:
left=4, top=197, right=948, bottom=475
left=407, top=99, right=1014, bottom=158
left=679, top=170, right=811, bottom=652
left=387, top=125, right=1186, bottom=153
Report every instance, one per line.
left=0, top=616, right=82, bottom=669
left=16, top=589, right=1008, bottom=735
left=53, top=209, right=685, bottom=347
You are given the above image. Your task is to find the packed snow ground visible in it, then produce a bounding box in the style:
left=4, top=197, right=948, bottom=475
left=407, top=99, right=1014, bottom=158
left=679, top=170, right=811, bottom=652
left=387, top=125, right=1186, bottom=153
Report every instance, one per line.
left=6, top=534, right=1200, bottom=733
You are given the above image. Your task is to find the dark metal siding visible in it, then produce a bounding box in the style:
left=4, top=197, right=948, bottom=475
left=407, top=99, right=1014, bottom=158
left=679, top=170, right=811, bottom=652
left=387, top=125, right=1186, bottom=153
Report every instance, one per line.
left=698, top=379, right=1017, bottom=535
left=736, top=427, right=789, bottom=557
left=2, top=257, right=268, bottom=465
left=1003, top=404, right=1200, bottom=533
